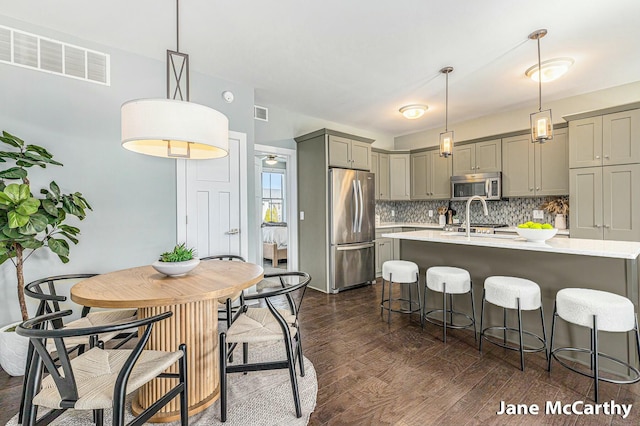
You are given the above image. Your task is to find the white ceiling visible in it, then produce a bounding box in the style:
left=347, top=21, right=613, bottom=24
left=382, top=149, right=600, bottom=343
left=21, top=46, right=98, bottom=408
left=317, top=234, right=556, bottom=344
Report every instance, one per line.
left=2, top=0, right=640, bottom=137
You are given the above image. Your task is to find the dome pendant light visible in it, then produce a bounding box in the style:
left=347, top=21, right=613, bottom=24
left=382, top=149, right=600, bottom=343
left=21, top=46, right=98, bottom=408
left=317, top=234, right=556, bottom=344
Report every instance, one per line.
left=121, top=0, right=229, bottom=159
left=439, top=66, right=454, bottom=158
left=529, top=29, right=553, bottom=144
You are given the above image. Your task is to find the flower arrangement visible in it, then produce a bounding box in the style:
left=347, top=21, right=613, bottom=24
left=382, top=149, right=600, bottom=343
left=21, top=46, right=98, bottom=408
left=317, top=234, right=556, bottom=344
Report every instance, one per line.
left=541, top=197, right=569, bottom=215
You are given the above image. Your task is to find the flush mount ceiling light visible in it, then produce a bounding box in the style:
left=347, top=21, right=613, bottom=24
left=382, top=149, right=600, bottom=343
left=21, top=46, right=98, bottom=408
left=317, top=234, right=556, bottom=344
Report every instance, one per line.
left=121, top=0, right=228, bottom=159
left=264, top=155, right=278, bottom=165
left=529, top=29, right=553, bottom=144
left=439, top=66, right=454, bottom=158
left=399, top=104, right=428, bottom=120
left=525, top=57, right=574, bottom=82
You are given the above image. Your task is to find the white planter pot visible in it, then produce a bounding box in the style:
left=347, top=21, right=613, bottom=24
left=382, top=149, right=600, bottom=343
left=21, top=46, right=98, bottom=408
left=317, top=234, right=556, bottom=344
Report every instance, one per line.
left=555, top=214, right=567, bottom=230
left=151, top=258, right=200, bottom=277
left=0, top=321, right=29, bottom=376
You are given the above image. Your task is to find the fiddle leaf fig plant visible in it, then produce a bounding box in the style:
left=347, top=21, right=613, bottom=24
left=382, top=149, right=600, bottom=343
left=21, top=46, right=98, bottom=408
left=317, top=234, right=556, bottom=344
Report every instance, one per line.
left=0, top=131, right=92, bottom=322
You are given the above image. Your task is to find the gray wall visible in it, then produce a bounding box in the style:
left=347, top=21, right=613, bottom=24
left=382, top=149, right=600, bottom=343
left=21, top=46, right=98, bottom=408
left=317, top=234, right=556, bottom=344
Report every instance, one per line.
left=0, top=16, right=255, bottom=325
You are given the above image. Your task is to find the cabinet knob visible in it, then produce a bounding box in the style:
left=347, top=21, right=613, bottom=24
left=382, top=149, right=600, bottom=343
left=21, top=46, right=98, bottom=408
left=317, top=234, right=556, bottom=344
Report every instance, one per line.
left=604, top=224, right=610, bottom=228
left=536, top=187, right=540, bottom=190
left=596, top=155, right=601, bottom=159
left=529, top=188, right=534, bottom=191
left=604, top=155, right=610, bottom=159
left=595, top=224, right=602, bottom=228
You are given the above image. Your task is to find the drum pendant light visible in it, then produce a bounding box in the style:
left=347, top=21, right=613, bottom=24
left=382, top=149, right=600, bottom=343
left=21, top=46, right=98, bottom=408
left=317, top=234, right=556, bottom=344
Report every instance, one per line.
left=529, top=29, right=553, bottom=144
left=121, top=0, right=229, bottom=159
left=439, top=66, right=454, bottom=158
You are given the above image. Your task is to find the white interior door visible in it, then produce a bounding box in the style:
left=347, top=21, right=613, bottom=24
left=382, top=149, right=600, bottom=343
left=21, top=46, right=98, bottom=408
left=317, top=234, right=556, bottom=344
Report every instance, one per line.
left=177, top=132, right=248, bottom=261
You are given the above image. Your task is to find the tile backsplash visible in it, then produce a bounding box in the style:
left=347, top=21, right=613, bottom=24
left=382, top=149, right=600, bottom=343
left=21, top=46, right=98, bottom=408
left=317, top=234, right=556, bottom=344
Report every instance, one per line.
left=376, top=197, right=569, bottom=228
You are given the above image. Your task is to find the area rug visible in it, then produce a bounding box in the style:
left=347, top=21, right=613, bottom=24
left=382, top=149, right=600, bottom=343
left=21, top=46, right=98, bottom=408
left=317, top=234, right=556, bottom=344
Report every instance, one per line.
left=8, top=341, right=317, bottom=425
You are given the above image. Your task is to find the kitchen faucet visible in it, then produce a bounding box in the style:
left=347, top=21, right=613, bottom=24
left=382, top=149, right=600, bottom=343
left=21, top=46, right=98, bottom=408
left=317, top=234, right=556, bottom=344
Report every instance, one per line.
left=465, top=195, right=489, bottom=238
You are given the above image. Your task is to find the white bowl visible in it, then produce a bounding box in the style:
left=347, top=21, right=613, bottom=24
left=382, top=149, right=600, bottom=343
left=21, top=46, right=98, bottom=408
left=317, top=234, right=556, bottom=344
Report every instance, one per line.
left=515, top=227, right=558, bottom=242
left=152, top=258, right=200, bottom=277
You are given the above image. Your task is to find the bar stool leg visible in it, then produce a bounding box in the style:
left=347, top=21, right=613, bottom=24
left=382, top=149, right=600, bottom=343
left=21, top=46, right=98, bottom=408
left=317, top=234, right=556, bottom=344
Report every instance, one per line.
left=540, top=304, right=549, bottom=362
left=449, top=293, right=454, bottom=325
left=388, top=273, right=393, bottom=325
left=415, top=273, right=423, bottom=328
left=503, top=308, right=508, bottom=345
left=548, top=303, right=558, bottom=372
left=422, top=279, right=427, bottom=330
left=470, top=286, right=477, bottom=342
left=442, top=283, right=447, bottom=343
left=592, top=314, right=599, bottom=403
left=479, top=289, right=486, bottom=352
left=517, top=297, right=524, bottom=371
left=635, top=315, right=640, bottom=362
left=380, top=278, right=385, bottom=317
left=409, top=282, right=413, bottom=316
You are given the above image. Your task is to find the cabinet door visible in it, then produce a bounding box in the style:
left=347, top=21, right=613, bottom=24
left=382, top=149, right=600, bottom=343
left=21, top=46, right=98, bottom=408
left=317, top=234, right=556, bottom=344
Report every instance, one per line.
left=475, top=139, right=502, bottom=172
left=371, top=152, right=379, bottom=200
left=502, top=135, right=534, bottom=197
left=569, top=167, right=603, bottom=240
left=328, top=135, right=352, bottom=168
left=603, top=164, right=640, bottom=242
left=379, top=153, right=390, bottom=200
left=536, top=129, right=569, bottom=196
left=452, top=144, right=475, bottom=175
left=569, top=116, right=603, bottom=168
left=390, top=154, right=410, bottom=200
left=603, top=109, right=640, bottom=166
left=429, top=150, right=452, bottom=199
left=351, top=140, right=372, bottom=170
left=410, top=152, right=429, bottom=199
left=376, top=238, right=393, bottom=276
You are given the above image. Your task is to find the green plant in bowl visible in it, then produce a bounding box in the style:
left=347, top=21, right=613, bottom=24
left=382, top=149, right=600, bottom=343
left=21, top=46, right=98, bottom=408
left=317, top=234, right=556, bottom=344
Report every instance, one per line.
left=159, top=243, right=195, bottom=262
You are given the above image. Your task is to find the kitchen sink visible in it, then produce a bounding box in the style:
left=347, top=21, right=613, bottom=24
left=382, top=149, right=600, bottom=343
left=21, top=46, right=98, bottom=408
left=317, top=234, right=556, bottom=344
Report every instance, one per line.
left=439, top=232, right=518, bottom=240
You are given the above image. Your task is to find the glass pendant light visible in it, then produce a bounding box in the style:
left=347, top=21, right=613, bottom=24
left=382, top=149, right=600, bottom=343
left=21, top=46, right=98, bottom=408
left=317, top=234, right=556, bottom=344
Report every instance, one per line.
left=439, top=66, right=454, bottom=157
left=529, top=29, right=553, bottom=144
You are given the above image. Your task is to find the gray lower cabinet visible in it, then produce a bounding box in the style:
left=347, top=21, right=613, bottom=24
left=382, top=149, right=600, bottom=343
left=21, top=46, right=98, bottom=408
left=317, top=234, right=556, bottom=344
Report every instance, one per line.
left=502, top=129, right=568, bottom=197
left=570, top=164, right=640, bottom=241
left=375, top=238, right=393, bottom=276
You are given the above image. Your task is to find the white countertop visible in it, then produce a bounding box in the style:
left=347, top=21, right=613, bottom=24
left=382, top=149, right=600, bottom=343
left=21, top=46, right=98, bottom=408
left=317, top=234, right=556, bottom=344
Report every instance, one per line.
left=381, top=229, right=640, bottom=259
left=376, top=222, right=570, bottom=236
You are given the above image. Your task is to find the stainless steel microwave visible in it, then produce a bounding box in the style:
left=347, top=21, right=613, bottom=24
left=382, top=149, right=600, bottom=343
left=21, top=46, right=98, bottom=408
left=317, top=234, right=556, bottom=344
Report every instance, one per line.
left=450, top=172, right=501, bottom=201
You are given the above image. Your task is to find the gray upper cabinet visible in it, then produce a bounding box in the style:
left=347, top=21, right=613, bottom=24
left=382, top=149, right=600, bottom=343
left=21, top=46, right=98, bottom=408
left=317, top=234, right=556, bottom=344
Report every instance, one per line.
left=371, top=151, right=390, bottom=200
left=502, top=130, right=569, bottom=197
left=389, top=153, right=410, bottom=200
left=410, top=150, right=452, bottom=200
left=328, top=135, right=371, bottom=170
left=452, top=139, right=501, bottom=175
left=570, top=164, right=640, bottom=241
left=569, top=108, right=640, bottom=168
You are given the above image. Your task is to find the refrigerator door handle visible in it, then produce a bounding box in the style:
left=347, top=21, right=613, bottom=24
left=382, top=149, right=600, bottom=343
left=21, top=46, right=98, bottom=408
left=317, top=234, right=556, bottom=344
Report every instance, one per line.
left=357, top=179, right=364, bottom=232
left=352, top=180, right=359, bottom=233
left=336, top=242, right=375, bottom=251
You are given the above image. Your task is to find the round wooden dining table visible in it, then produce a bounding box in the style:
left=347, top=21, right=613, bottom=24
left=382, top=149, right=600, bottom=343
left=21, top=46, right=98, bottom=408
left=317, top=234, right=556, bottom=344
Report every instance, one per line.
left=71, top=260, right=264, bottom=423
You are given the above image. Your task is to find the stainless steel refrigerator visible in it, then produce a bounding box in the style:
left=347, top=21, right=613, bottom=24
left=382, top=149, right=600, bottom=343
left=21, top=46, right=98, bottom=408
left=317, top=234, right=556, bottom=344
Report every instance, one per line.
left=329, top=168, right=376, bottom=293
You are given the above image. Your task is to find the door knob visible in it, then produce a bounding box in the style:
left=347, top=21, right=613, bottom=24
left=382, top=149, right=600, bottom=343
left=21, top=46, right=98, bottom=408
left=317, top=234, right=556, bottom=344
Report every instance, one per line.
left=225, top=228, right=240, bottom=235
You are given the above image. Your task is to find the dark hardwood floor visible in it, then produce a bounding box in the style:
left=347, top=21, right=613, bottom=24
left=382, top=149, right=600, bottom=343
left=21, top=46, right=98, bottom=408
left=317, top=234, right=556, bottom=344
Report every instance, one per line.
left=2, top=280, right=639, bottom=425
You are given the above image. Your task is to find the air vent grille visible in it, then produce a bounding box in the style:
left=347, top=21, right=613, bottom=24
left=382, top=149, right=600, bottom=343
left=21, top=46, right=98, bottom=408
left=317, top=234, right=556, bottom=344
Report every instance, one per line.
left=254, top=105, right=269, bottom=122
left=0, top=24, right=110, bottom=85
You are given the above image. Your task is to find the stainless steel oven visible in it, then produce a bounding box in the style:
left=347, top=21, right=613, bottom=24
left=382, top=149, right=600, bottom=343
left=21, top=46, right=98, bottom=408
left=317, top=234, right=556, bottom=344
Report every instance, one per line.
left=450, top=172, right=501, bottom=201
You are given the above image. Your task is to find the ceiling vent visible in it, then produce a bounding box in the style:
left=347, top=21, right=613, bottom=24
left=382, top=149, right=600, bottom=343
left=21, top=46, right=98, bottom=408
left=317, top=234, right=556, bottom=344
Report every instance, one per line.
left=254, top=105, right=269, bottom=122
left=0, top=24, right=110, bottom=86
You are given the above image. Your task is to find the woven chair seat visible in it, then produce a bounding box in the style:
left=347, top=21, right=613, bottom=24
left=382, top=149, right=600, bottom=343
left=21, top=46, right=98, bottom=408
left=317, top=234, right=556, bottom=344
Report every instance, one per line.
left=34, top=347, right=182, bottom=410
left=226, top=308, right=296, bottom=344
left=46, top=309, right=137, bottom=352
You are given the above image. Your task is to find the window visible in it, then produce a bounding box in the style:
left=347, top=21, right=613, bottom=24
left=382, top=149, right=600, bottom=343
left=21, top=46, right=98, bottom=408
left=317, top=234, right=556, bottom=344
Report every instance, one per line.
left=262, top=171, right=285, bottom=223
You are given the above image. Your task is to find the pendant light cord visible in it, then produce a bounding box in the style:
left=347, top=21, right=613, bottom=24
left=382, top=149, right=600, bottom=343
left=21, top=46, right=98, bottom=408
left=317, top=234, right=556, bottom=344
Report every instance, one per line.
left=445, top=71, right=449, bottom=132
left=537, top=37, right=542, bottom=112
left=176, top=0, right=180, bottom=53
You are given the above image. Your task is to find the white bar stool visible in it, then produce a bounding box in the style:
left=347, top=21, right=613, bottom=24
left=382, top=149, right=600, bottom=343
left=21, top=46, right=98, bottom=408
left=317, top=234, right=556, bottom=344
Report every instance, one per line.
left=423, top=266, right=476, bottom=343
left=548, top=288, right=640, bottom=402
left=380, top=260, right=421, bottom=325
left=479, top=276, right=547, bottom=371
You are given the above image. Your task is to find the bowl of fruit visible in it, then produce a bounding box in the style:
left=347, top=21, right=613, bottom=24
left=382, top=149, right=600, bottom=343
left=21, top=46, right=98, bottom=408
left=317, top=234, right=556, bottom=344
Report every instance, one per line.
left=515, top=222, right=558, bottom=242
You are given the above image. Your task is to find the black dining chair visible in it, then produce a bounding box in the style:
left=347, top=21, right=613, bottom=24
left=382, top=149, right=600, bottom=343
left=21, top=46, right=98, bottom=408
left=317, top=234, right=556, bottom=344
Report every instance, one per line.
left=17, top=310, right=188, bottom=426
left=219, top=271, right=311, bottom=422
left=200, top=255, right=247, bottom=329
left=18, top=274, right=138, bottom=424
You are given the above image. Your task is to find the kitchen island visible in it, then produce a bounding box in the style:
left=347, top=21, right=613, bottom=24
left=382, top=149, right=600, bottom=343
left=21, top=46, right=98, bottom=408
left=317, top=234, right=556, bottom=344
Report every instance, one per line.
left=382, top=229, right=640, bottom=375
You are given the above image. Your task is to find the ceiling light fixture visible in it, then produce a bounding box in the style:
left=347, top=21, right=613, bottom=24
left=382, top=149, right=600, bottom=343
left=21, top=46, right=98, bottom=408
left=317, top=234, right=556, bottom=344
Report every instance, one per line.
left=525, top=57, right=574, bottom=82
left=265, top=155, right=278, bottom=165
left=439, top=66, right=454, bottom=158
left=529, top=29, right=553, bottom=144
left=399, top=104, right=428, bottom=120
left=121, top=0, right=229, bottom=159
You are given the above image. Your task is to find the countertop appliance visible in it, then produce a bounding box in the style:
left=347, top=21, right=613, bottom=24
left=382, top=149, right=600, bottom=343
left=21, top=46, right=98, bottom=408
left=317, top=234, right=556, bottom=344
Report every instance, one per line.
left=443, top=223, right=509, bottom=234
left=329, top=168, right=376, bottom=293
left=451, top=172, right=501, bottom=201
